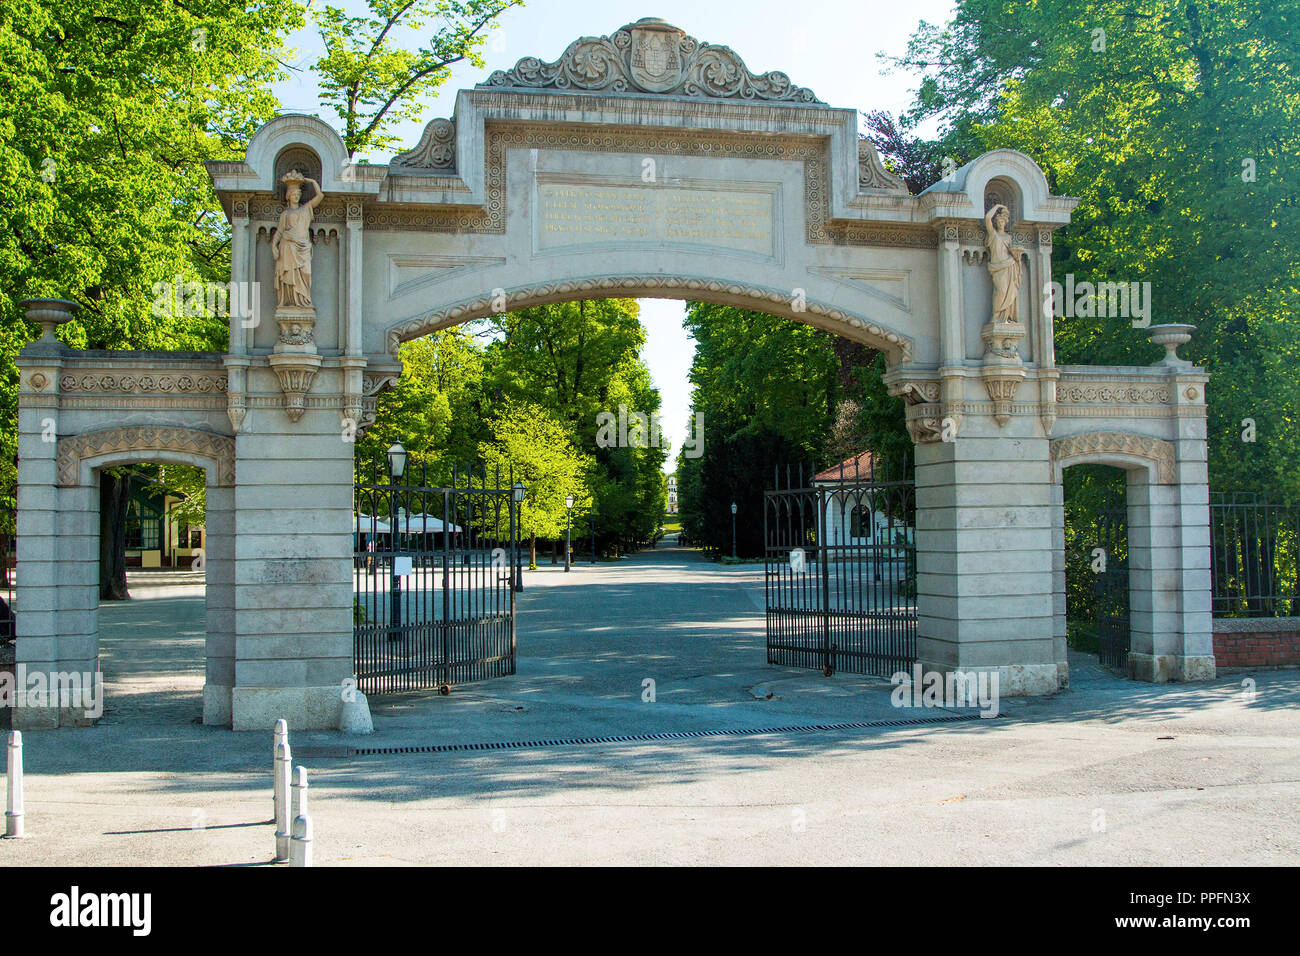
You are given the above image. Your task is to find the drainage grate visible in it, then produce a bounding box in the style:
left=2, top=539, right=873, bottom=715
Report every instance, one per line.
left=349, top=711, right=997, bottom=757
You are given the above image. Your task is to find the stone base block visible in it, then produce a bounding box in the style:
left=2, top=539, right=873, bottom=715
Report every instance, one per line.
left=11, top=705, right=59, bottom=731
left=231, top=684, right=344, bottom=732
left=11, top=705, right=98, bottom=730
left=1176, top=655, right=1217, bottom=681
left=1128, top=653, right=1217, bottom=683
left=203, top=684, right=233, bottom=727
left=914, top=659, right=1062, bottom=697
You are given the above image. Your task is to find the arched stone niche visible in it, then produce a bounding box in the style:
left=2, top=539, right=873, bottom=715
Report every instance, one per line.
left=984, top=175, right=1023, bottom=226
left=273, top=145, right=322, bottom=200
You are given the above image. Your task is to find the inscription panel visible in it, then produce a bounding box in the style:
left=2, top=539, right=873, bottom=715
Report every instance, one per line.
left=534, top=178, right=777, bottom=258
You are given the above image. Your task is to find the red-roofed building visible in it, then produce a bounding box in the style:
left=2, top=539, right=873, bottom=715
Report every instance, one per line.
left=813, top=451, right=912, bottom=554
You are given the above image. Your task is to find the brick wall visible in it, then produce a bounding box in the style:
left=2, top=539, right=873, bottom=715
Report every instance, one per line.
left=1213, top=620, right=1300, bottom=670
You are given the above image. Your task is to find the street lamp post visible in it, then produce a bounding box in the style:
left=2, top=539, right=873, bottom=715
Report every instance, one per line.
left=730, top=501, right=738, bottom=559
left=565, top=494, right=574, bottom=572
left=386, top=443, right=407, bottom=641
left=511, top=481, right=526, bottom=592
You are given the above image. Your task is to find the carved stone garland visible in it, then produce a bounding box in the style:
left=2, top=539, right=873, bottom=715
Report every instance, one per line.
left=1050, top=432, right=1177, bottom=484
left=57, top=427, right=236, bottom=487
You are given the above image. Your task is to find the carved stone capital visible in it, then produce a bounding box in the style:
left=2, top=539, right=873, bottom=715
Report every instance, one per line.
left=267, top=353, right=323, bottom=423
left=980, top=368, right=1027, bottom=426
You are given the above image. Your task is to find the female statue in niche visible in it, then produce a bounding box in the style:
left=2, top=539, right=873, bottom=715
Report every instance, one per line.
left=271, top=170, right=324, bottom=308
left=984, top=203, right=1023, bottom=322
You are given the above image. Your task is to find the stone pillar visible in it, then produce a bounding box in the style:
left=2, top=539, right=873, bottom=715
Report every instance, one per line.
left=13, top=385, right=62, bottom=730
left=914, top=415, right=1060, bottom=695
left=54, top=482, right=99, bottom=726
left=12, top=301, right=87, bottom=729
left=203, top=481, right=235, bottom=725
left=1126, top=369, right=1213, bottom=682
left=230, top=369, right=353, bottom=731
left=1050, top=477, right=1068, bottom=685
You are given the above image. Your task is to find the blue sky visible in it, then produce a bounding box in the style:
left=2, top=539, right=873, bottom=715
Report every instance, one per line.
left=272, top=0, right=958, bottom=466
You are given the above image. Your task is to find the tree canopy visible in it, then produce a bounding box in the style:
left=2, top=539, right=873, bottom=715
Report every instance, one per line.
left=891, top=0, right=1300, bottom=496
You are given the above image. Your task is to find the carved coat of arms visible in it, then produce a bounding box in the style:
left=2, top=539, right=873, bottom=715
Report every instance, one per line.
left=629, top=21, right=684, bottom=92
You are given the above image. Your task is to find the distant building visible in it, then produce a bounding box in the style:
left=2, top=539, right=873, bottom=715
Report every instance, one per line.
left=813, top=452, right=912, bottom=554
left=125, top=479, right=204, bottom=569
left=666, top=474, right=678, bottom=514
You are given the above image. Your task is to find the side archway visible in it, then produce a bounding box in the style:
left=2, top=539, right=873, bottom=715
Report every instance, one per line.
left=49, top=424, right=237, bottom=727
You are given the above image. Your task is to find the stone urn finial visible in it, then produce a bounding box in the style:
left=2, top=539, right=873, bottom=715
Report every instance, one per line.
left=20, top=298, right=79, bottom=344
left=1147, top=323, right=1196, bottom=368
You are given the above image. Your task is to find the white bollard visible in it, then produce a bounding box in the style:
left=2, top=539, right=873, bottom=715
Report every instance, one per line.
left=273, top=719, right=287, bottom=768
left=273, top=741, right=292, bottom=862
left=5, top=731, right=24, bottom=838
left=290, top=813, right=313, bottom=868
left=289, top=766, right=312, bottom=867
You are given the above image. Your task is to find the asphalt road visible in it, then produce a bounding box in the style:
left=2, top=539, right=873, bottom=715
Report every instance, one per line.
left=2, top=545, right=1297, bottom=866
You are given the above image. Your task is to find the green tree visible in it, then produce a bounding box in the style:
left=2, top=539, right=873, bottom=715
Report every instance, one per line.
left=0, top=0, right=303, bottom=597
left=894, top=0, right=1300, bottom=497
left=478, top=401, right=592, bottom=567
left=677, top=302, right=839, bottom=554
left=481, top=300, right=665, bottom=553
left=356, top=329, right=487, bottom=483
left=312, top=0, right=521, bottom=159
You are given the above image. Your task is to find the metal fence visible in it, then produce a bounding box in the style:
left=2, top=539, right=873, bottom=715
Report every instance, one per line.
left=354, top=461, right=518, bottom=696
left=1094, top=496, right=1130, bottom=668
left=1211, top=491, right=1300, bottom=617
left=764, top=454, right=916, bottom=677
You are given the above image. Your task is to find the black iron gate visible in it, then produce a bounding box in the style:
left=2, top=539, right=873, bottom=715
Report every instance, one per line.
left=354, top=462, right=518, bottom=696
left=764, top=455, right=916, bottom=677
left=1095, top=494, right=1130, bottom=670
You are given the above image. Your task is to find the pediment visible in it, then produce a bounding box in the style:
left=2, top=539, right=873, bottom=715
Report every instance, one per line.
left=480, top=18, right=822, bottom=103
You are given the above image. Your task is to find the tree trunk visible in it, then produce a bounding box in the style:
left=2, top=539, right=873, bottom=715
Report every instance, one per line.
left=529, top=534, right=536, bottom=569
left=99, top=473, right=131, bottom=600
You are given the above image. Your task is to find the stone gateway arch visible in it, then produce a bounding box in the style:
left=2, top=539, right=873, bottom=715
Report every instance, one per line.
left=13, top=19, right=1211, bottom=730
